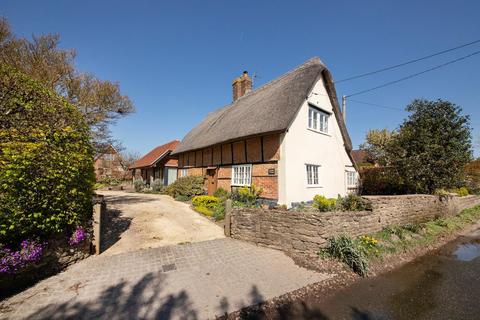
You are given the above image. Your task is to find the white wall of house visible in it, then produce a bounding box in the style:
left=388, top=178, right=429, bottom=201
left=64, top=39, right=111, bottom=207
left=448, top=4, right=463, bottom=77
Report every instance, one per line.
left=278, top=77, right=357, bottom=207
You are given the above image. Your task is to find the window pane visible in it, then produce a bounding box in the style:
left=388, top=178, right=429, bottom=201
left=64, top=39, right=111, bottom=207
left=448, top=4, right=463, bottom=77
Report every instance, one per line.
left=313, top=111, right=318, bottom=129
left=313, top=166, right=318, bottom=185
left=308, top=109, right=312, bottom=128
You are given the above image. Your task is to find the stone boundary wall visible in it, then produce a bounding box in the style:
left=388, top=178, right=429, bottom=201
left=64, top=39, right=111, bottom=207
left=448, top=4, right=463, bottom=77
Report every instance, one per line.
left=229, top=195, right=480, bottom=255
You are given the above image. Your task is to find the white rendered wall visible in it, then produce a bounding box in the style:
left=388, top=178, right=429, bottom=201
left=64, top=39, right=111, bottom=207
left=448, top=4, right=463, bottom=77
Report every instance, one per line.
left=278, top=77, right=357, bottom=207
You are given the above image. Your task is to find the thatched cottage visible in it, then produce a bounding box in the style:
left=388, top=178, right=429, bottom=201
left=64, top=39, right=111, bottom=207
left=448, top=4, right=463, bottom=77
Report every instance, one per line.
left=172, top=57, right=358, bottom=207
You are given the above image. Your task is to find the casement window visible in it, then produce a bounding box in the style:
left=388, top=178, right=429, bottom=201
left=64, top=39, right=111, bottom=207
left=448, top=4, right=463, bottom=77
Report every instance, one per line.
left=308, top=106, right=329, bottom=134
left=232, top=164, right=252, bottom=186
left=346, top=171, right=358, bottom=187
left=179, top=168, right=188, bottom=178
left=306, top=164, right=320, bottom=186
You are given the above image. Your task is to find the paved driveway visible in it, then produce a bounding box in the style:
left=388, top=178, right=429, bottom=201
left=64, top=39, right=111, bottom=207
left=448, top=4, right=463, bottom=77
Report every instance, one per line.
left=97, top=190, right=225, bottom=255
left=0, top=239, right=330, bottom=319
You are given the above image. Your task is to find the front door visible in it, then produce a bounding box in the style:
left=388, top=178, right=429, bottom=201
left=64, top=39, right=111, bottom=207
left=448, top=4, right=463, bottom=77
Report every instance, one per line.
left=206, top=168, right=217, bottom=196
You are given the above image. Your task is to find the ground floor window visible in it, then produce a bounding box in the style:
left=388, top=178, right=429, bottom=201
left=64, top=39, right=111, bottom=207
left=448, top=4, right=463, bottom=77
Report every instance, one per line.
left=346, top=171, right=358, bottom=187
left=179, top=168, right=188, bottom=178
left=232, top=164, right=252, bottom=186
left=306, top=164, right=320, bottom=186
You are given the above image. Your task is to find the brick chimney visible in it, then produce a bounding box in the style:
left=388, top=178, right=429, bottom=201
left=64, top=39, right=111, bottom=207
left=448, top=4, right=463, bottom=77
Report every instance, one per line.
left=232, top=71, right=252, bottom=101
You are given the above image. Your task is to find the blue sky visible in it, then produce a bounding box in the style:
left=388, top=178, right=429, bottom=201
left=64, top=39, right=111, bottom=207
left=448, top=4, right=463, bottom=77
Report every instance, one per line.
left=2, top=1, right=479, bottom=157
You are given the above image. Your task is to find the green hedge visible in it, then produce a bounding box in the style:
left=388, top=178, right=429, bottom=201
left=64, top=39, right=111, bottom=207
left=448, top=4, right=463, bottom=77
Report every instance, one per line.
left=165, top=176, right=204, bottom=200
left=0, top=64, right=94, bottom=245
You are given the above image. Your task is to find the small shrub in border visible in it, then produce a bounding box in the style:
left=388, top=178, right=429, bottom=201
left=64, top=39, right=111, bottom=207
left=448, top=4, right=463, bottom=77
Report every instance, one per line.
left=321, top=235, right=369, bottom=277
left=192, top=196, right=220, bottom=209
left=133, top=178, right=145, bottom=192
left=165, top=176, right=204, bottom=201
left=313, top=195, right=337, bottom=212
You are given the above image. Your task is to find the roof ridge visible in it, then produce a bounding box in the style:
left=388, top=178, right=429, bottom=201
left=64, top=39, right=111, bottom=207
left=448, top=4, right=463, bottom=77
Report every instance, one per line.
left=198, top=57, right=323, bottom=122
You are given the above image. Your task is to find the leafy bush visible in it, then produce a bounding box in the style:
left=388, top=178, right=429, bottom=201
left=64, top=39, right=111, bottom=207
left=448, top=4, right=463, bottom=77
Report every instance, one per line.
left=360, top=167, right=408, bottom=195
left=321, top=235, right=369, bottom=277
left=232, top=184, right=262, bottom=207
left=133, top=178, right=145, bottom=192
left=313, top=195, right=337, bottom=212
left=192, top=196, right=220, bottom=209
left=451, top=187, right=469, bottom=197
left=97, top=176, right=121, bottom=186
left=0, top=64, right=94, bottom=245
left=165, top=176, right=204, bottom=201
left=212, top=205, right=226, bottom=221
left=338, top=194, right=371, bottom=211
left=151, top=179, right=165, bottom=193
left=193, top=206, right=213, bottom=217
left=213, top=188, right=230, bottom=200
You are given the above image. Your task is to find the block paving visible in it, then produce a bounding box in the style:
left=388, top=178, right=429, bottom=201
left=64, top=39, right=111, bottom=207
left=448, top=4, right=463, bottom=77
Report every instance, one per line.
left=0, top=238, right=330, bottom=320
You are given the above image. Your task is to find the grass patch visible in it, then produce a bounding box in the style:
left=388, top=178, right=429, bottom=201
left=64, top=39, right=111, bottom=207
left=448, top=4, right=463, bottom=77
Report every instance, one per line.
left=321, top=205, right=480, bottom=276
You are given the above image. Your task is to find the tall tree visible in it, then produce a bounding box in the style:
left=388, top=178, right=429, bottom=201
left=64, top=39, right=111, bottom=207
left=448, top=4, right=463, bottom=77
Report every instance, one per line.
left=359, top=129, right=395, bottom=166
left=0, top=17, right=134, bottom=149
left=390, top=99, right=472, bottom=193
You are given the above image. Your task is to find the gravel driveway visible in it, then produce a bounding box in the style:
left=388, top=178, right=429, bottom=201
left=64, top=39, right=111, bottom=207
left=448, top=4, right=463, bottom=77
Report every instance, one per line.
left=97, top=190, right=225, bottom=255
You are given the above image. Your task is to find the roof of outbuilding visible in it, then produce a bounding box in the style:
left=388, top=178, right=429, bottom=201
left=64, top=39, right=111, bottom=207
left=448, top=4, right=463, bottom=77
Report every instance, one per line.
left=172, top=57, right=352, bottom=157
left=130, top=140, right=180, bottom=169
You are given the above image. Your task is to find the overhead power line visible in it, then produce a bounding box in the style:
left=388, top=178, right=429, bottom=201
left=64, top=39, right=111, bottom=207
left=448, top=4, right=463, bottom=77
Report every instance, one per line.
left=347, top=99, right=403, bottom=111
left=336, top=39, right=480, bottom=83
left=346, top=50, right=480, bottom=97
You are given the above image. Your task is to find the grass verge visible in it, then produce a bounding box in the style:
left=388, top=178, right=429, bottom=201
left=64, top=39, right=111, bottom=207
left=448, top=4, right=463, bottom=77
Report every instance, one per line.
left=321, top=205, right=480, bottom=276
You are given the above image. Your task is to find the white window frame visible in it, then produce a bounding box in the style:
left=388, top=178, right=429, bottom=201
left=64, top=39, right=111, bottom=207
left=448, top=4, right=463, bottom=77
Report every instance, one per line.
left=308, top=106, right=329, bottom=134
left=346, top=171, right=358, bottom=187
left=306, top=164, right=321, bottom=187
left=104, top=153, right=114, bottom=161
left=179, top=168, right=188, bottom=178
left=231, top=164, right=252, bottom=186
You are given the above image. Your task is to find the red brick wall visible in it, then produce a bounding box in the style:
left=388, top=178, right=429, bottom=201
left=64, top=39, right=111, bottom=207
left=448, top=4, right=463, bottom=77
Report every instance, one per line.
left=176, top=133, right=281, bottom=200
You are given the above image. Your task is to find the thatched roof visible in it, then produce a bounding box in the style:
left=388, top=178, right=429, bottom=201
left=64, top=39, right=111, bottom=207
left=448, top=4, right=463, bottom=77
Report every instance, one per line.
left=172, top=57, right=352, bottom=156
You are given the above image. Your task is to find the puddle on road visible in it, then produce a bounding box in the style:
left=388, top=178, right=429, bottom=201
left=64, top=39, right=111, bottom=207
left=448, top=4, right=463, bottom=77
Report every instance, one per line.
left=453, top=240, right=480, bottom=261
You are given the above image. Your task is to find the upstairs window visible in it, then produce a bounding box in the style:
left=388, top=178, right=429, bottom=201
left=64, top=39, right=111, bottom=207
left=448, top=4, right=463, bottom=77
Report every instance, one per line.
left=306, top=164, right=320, bottom=186
left=346, top=171, right=358, bottom=187
left=232, top=164, right=252, bottom=186
left=104, top=153, right=114, bottom=161
left=308, top=106, right=329, bottom=134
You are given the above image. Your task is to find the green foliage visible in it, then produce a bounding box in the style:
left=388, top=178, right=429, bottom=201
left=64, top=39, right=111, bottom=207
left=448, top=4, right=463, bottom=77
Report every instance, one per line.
left=0, top=64, right=94, bottom=245
left=321, top=235, right=369, bottom=277
left=232, top=184, right=262, bottom=207
left=360, top=167, right=408, bottom=195
left=450, top=187, right=469, bottom=197
left=465, top=159, right=480, bottom=194
left=192, top=196, right=220, bottom=209
left=312, top=195, right=337, bottom=212
left=193, top=206, right=213, bottom=217
left=165, top=176, right=204, bottom=201
left=338, top=194, right=371, bottom=211
left=212, top=205, right=226, bottom=221
left=360, top=99, right=472, bottom=194
left=97, top=176, right=121, bottom=186
left=133, top=178, right=145, bottom=192
left=0, top=18, right=134, bottom=149
left=359, top=129, right=395, bottom=166
left=390, top=99, right=472, bottom=193
left=151, top=179, right=165, bottom=193
left=213, top=188, right=230, bottom=201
